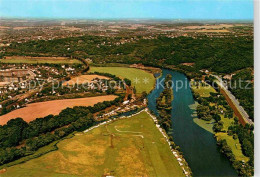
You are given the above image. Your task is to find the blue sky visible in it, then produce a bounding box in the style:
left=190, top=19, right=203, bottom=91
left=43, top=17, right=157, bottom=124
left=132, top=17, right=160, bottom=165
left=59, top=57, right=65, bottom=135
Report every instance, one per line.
left=0, top=0, right=254, bottom=20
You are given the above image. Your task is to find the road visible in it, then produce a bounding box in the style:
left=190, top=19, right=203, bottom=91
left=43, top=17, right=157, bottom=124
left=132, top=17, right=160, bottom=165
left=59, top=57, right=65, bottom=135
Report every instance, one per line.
left=212, top=75, right=253, bottom=125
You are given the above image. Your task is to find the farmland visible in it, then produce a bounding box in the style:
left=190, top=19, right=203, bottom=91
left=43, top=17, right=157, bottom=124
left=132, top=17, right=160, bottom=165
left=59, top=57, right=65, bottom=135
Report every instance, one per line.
left=1, top=111, right=184, bottom=177
left=63, top=74, right=110, bottom=85
left=89, top=67, right=156, bottom=95
left=0, top=56, right=81, bottom=64
left=0, top=95, right=117, bottom=125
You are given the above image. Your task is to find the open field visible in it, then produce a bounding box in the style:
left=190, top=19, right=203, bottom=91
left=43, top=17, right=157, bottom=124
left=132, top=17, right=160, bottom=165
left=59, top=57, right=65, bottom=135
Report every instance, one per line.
left=0, top=56, right=81, bottom=64
left=0, top=95, right=117, bottom=125
left=182, top=24, right=243, bottom=30
left=89, top=67, right=156, bottom=95
left=220, top=115, right=234, bottom=131
left=1, top=111, right=184, bottom=177
left=216, top=133, right=249, bottom=162
left=215, top=114, right=249, bottom=162
left=63, top=74, right=110, bottom=86
left=190, top=81, right=216, bottom=97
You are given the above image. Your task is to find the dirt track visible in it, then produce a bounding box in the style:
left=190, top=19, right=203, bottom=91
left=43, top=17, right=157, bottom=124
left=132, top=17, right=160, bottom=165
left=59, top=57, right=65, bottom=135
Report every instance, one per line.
left=0, top=95, right=117, bottom=125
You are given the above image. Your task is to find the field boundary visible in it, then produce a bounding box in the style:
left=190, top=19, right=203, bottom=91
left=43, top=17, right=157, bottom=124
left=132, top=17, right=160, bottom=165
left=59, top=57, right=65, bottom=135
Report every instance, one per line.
left=84, top=109, right=145, bottom=133
left=145, top=109, right=191, bottom=176
left=83, top=106, right=191, bottom=177
left=0, top=134, right=75, bottom=170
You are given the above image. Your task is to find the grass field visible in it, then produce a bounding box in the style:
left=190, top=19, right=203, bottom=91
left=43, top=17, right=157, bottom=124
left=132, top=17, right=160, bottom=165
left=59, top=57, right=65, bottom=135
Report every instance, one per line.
left=190, top=81, right=249, bottom=162
left=216, top=133, right=249, bottom=162
left=0, top=58, right=81, bottom=64
left=1, top=111, right=184, bottom=177
left=190, top=81, right=217, bottom=97
left=0, top=134, right=74, bottom=170
left=220, top=115, right=235, bottom=131
left=89, top=67, right=156, bottom=95
left=215, top=114, right=249, bottom=162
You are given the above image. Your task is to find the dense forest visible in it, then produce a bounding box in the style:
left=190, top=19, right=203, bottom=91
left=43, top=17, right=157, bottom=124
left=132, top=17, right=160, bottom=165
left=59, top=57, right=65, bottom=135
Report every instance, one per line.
left=3, top=35, right=253, bottom=74
left=228, top=68, right=254, bottom=120
left=3, top=35, right=253, bottom=118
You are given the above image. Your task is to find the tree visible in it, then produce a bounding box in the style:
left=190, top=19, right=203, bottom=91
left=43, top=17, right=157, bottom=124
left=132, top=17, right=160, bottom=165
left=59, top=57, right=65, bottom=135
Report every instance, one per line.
left=213, top=121, right=224, bottom=132
left=127, top=94, right=132, bottom=100
left=123, top=78, right=131, bottom=86
left=141, top=91, right=148, bottom=99
left=133, top=86, right=137, bottom=94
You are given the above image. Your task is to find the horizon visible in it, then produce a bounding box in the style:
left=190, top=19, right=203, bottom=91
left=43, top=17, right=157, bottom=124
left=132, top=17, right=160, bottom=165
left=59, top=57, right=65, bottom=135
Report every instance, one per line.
left=0, top=0, right=254, bottom=20
left=0, top=17, right=254, bottom=22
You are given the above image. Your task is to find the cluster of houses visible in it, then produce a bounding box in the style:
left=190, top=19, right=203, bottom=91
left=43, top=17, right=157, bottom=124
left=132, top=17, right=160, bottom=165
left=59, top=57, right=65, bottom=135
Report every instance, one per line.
left=0, top=63, right=79, bottom=89
left=63, top=77, right=113, bottom=92
left=200, top=69, right=235, bottom=81
left=0, top=68, right=36, bottom=95
left=129, top=63, right=145, bottom=69
left=97, top=101, right=140, bottom=119
left=84, top=107, right=145, bottom=133
left=95, top=37, right=138, bottom=48
left=0, top=68, right=34, bottom=83
left=0, top=64, right=80, bottom=105
left=89, top=78, right=110, bottom=92
left=0, top=25, right=87, bottom=44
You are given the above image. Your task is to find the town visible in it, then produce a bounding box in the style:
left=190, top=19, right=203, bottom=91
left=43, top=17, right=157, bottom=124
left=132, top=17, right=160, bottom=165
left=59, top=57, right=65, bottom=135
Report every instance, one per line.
left=0, top=9, right=254, bottom=177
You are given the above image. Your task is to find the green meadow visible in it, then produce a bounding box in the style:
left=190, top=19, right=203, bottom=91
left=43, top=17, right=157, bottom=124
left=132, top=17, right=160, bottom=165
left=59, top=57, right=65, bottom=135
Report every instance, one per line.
left=89, top=67, right=156, bottom=95
left=1, top=111, right=184, bottom=177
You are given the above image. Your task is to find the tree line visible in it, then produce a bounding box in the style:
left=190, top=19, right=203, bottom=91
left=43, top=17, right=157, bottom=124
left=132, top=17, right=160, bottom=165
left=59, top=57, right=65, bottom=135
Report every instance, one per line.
left=218, top=121, right=254, bottom=176
left=156, top=74, right=173, bottom=134
left=4, top=35, right=253, bottom=75
left=0, top=95, right=124, bottom=165
left=191, top=83, right=254, bottom=176
left=228, top=68, right=254, bottom=120
left=91, top=71, right=131, bottom=87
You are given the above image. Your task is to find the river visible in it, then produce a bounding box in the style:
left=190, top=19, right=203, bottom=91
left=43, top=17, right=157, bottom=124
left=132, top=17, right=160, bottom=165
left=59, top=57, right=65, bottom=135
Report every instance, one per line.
left=147, top=69, right=238, bottom=177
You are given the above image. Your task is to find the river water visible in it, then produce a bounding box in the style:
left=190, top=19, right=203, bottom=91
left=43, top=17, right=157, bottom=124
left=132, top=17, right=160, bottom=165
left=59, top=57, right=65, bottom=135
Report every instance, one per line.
left=147, top=69, right=237, bottom=177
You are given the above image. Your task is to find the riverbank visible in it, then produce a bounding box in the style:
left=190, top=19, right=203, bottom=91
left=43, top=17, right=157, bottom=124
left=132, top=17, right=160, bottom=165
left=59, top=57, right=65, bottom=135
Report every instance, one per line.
left=145, top=109, right=191, bottom=176
left=88, top=66, right=190, bottom=175
left=148, top=69, right=238, bottom=176
left=1, top=108, right=186, bottom=177
left=85, top=107, right=191, bottom=176
left=190, top=79, right=252, bottom=176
